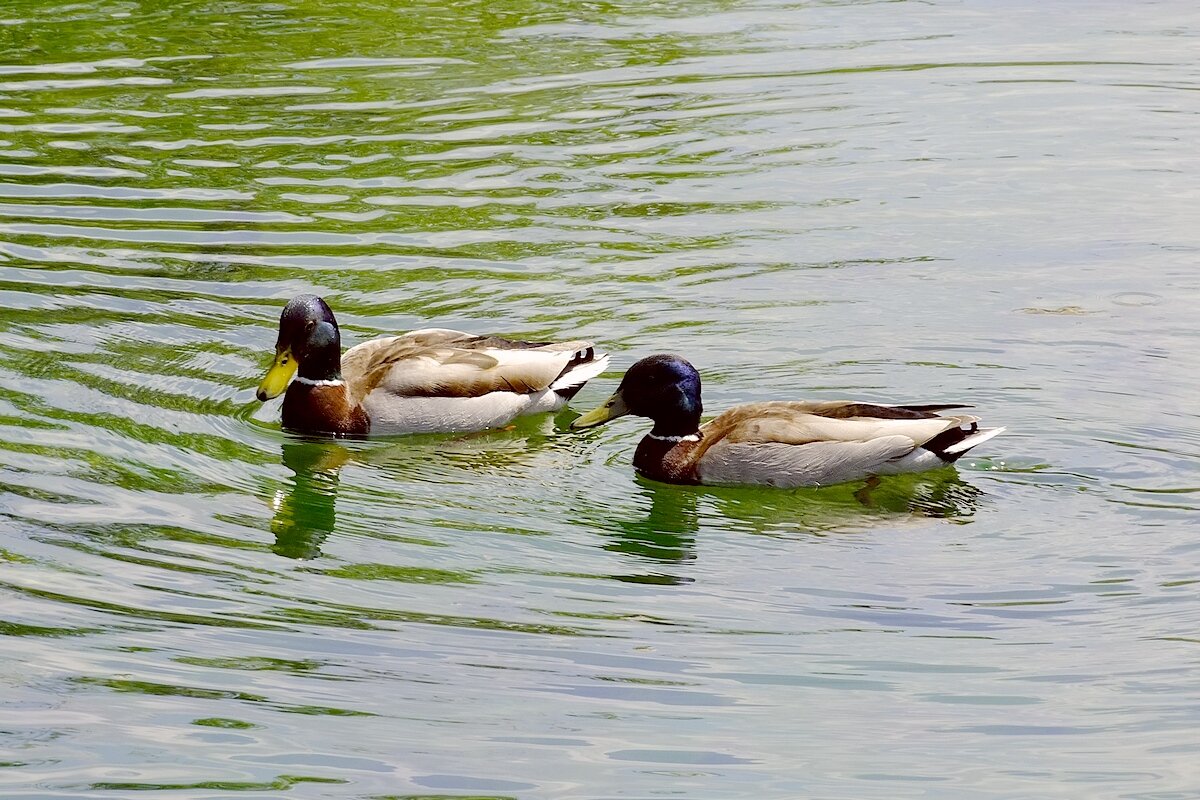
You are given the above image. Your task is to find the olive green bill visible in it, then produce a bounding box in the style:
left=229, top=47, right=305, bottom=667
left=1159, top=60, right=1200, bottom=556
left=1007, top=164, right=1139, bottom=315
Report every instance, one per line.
left=571, top=391, right=629, bottom=429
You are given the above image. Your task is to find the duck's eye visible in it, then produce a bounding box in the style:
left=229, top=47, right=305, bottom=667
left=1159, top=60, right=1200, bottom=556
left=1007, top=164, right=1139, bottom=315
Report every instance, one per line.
left=305, top=320, right=316, bottom=332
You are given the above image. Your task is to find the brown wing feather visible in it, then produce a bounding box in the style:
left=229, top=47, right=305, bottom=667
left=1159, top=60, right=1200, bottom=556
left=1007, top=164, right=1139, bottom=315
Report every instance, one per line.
left=803, top=401, right=970, bottom=420
left=341, top=330, right=595, bottom=402
left=341, top=331, right=475, bottom=401
left=699, top=401, right=973, bottom=448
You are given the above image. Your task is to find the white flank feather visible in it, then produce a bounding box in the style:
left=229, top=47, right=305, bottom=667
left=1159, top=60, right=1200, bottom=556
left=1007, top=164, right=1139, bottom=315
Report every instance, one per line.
left=697, top=436, right=917, bottom=488
left=874, top=448, right=948, bottom=475
left=361, top=393, right=528, bottom=434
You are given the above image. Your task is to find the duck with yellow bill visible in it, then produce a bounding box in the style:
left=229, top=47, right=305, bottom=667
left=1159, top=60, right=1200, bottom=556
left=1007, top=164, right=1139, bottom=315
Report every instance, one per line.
left=257, top=294, right=608, bottom=436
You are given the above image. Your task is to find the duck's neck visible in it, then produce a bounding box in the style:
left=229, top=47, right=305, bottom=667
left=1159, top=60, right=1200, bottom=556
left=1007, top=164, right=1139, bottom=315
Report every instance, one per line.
left=649, top=410, right=701, bottom=440
left=297, top=345, right=343, bottom=383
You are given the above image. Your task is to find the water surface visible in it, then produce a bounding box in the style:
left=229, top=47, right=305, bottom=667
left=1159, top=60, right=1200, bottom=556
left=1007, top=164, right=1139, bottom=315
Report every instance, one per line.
left=2, top=0, right=1199, bottom=797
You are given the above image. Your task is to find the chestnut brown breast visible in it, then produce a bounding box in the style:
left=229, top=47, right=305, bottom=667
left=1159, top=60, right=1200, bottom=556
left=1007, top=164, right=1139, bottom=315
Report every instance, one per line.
left=633, top=436, right=705, bottom=485
left=282, top=384, right=370, bottom=436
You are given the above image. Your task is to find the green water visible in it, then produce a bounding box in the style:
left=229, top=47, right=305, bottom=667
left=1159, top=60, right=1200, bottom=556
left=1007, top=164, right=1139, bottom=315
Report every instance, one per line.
left=2, top=0, right=1198, bottom=797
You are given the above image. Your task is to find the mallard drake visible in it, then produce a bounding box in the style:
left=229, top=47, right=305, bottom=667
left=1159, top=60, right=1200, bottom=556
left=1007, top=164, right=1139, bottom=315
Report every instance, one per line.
left=256, top=295, right=608, bottom=436
left=571, top=354, right=1004, bottom=487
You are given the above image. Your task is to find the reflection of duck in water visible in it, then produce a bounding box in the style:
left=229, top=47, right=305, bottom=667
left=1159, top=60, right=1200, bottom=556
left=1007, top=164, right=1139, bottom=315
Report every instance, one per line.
left=700, top=471, right=985, bottom=537
left=255, top=295, right=607, bottom=436
left=603, top=471, right=982, bottom=569
left=267, top=417, right=565, bottom=559
left=270, top=441, right=349, bottom=559
left=573, top=355, right=1004, bottom=488
left=607, top=481, right=699, bottom=565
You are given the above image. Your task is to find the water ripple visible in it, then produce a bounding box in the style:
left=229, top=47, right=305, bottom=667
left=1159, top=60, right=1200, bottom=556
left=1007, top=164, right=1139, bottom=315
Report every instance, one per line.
left=1, top=0, right=1198, bottom=798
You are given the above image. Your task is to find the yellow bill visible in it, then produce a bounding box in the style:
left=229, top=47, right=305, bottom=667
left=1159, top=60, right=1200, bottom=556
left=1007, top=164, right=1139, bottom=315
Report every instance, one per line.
left=571, top=391, right=629, bottom=429
left=256, top=348, right=297, bottom=401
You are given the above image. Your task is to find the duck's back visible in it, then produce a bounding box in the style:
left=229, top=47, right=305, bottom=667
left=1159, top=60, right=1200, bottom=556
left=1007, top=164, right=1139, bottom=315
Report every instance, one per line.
left=691, top=401, right=978, bottom=488
left=342, top=329, right=606, bottom=434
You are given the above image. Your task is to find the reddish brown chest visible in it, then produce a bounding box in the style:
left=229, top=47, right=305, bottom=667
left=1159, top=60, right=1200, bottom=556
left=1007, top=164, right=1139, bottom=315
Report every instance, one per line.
left=633, top=435, right=704, bottom=485
left=282, top=383, right=369, bottom=436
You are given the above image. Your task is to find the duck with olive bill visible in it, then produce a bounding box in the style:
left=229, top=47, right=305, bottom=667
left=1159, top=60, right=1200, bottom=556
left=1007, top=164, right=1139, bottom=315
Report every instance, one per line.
left=571, top=354, right=1005, bottom=488
left=257, top=294, right=609, bottom=436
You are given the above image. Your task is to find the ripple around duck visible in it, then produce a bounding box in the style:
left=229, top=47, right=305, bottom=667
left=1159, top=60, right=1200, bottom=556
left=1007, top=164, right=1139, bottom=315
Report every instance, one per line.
left=1, top=0, right=1199, bottom=797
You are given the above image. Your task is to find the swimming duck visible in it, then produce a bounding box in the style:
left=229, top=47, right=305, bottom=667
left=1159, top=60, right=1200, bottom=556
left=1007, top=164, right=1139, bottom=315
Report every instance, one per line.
left=256, top=295, right=609, bottom=436
left=571, top=354, right=1004, bottom=487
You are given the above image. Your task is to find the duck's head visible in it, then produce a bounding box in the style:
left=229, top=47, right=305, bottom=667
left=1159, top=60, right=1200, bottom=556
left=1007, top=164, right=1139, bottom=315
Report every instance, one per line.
left=571, top=354, right=703, bottom=436
left=256, top=295, right=342, bottom=401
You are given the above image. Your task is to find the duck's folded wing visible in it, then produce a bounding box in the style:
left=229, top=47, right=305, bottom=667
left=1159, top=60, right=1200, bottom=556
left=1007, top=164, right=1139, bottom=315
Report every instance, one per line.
left=713, top=402, right=978, bottom=448
left=341, top=329, right=471, bottom=393
left=697, top=436, right=918, bottom=488
left=343, top=331, right=602, bottom=400
left=800, top=401, right=971, bottom=419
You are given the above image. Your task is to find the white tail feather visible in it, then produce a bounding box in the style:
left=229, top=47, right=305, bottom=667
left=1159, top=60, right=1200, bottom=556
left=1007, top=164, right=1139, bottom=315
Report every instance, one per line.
left=944, top=426, right=1006, bottom=455
left=550, top=353, right=609, bottom=392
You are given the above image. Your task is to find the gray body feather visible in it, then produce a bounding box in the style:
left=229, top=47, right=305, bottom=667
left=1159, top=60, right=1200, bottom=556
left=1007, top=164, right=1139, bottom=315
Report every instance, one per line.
left=697, top=436, right=917, bottom=488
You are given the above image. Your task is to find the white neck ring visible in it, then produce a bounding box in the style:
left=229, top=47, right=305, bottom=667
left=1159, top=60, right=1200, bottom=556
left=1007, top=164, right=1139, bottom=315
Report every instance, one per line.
left=647, top=432, right=701, bottom=443
left=293, top=376, right=345, bottom=387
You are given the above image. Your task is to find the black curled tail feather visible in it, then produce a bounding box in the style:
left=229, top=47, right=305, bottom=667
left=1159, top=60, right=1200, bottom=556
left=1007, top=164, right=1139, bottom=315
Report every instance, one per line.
left=551, top=347, right=603, bottom=400
left=922, top=422, right=981, bottom=463
left=921, top=422, right=1005, bottom=464
left=568, top=346, right=595, bottom=366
